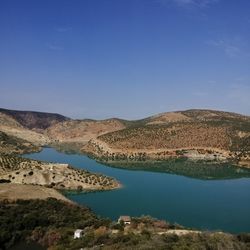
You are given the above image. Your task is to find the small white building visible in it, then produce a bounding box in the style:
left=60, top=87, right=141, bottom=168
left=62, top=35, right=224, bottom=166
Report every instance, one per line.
left=118, top=216, right=131, bottom=225
left=74, top=229, right=83, bottom=239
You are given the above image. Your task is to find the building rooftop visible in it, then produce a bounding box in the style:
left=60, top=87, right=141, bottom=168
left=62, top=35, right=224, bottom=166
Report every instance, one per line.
left=75, top=229, right=83, bottom=233
left=119, top=216, right=131, bottom=222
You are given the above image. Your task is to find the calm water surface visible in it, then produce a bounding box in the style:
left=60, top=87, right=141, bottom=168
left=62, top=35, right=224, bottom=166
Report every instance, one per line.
left=24, top=148, right=250, bottom=233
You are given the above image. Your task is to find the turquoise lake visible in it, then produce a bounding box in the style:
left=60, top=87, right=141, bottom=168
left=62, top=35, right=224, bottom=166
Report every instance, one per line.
left=24, top=147, right=250, bottom=233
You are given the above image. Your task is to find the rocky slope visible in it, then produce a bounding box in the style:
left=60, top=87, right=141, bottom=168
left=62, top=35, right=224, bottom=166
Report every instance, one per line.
left=0, top=108, right=69, bottom=130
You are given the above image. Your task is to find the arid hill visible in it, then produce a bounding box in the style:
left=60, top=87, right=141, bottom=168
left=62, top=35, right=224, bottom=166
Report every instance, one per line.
left=0, top=108, right=69, bottom=130
left=0, top=110, right=51, bottom=145
left=83, top=110, right=250, bottom=167
left=0, top=131, right=40, bottom=154
left=0, top=154, right=119, bottom=191
left=0, top=109, right=121, bottom=195
left=1, top=108, right=250, bottom=167
left=0, top=109, right=127, bottom=148
left=46, top=118, right=126, bottom=144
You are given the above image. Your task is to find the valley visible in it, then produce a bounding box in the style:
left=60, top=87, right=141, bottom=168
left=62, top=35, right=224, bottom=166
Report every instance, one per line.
left=1, top=108, right=250, bottom=168
left=1, top=107, right=250, bottom=249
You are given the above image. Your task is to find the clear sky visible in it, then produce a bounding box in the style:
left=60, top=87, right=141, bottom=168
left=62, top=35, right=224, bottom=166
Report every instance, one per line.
left=0, top=0, right=250, bottom=119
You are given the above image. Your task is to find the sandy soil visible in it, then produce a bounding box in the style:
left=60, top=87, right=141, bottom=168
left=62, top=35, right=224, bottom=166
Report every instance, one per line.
left=0, top=183, right=71, bottom=202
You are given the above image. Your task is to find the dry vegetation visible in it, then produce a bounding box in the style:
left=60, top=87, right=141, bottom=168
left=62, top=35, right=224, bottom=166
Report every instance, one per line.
left=46, top=118, right=126, bottom=144
left=0, top=183, right=70, bottom=202
left=0, top=108, right=69, bottom=130
left=99, top=123, right=231, bottom=150
left=0, top=131, right=40, bottom=154
left=0, top=154, right=120, bottom=191
left=1, top=108, right=250, bottom=167
left=1, top=109, right=250, bottom=249
left=83, top=110, right=250, bottom=167
left=1, top=199, right=250, bottom=250
left=0, top=109, right=121, bottom=194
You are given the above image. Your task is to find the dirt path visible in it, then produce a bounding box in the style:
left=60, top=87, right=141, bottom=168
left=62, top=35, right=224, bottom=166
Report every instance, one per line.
left=158, top=229, right=201, bottom=236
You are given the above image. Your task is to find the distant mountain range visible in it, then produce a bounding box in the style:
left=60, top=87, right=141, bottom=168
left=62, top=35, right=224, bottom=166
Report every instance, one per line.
left=0, top=108, right=249, bottom=168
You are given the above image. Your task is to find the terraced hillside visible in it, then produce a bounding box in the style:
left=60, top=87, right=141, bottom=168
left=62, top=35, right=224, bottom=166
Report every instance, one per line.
left=83, top=110, right=250, bottom=167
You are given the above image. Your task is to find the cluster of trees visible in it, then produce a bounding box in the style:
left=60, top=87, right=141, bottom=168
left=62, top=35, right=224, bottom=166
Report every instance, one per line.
left=106, top=159, right=250, bottom=180
left=1, top=198, right=250, bottom=250
left=0, top=198, right=109, bottom=249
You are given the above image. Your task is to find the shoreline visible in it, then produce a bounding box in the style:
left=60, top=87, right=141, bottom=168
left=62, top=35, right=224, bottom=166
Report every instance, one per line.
left=0, top=150, right=122, bottom=202
left=82, top=139, right=250, bottom=169
left=1, top=147, right=250, bottom=236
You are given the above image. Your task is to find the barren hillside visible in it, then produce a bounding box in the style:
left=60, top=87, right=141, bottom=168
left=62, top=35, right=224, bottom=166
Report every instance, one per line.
left=46, top=118, right=126, bottom=144
left=0, top=108, right=69, bottom=130
left=0, top=109, right=121, bottom=194
left=0, top=110, right=50, bottom=145
left=0, top=131, right=40, bottom=154
left=0, top=109, right=127, bottom=147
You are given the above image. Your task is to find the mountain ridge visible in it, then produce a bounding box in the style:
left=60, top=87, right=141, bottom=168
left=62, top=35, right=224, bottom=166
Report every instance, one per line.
left=0, top=107, right=70, bottom=130
left=1, top=107, right=249, bottom=168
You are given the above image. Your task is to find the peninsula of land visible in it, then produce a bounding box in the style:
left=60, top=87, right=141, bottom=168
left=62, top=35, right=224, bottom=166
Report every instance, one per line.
left=0, top=126, right=120, bottom=202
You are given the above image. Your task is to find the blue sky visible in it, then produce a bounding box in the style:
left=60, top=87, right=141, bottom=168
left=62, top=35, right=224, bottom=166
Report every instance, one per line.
left=0, top=0, right=250, bottom=119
